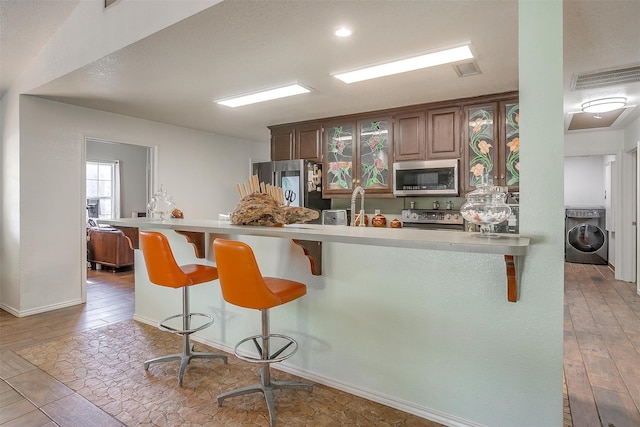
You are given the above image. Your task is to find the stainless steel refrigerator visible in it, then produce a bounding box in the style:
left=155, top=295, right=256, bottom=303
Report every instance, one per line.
left=252, top=160, right=331, bottom=223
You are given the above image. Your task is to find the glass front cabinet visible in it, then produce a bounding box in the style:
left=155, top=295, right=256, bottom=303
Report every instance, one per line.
left=323, top=117, right=393, bottom=197
left=463, top=99, right=519, bottom=194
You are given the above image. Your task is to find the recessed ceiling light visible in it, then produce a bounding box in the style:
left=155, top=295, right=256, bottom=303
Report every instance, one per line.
left=216, top=84, right=311, bottom=107
left=581, top=97, right=627, bottom=113
left=335, top=27, right=352, bottom=37
left=333, top=44, right=474, bottom=84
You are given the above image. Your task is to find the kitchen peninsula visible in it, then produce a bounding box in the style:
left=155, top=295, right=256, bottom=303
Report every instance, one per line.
left=102, top=217, right=529, bottom=301
left=101, top=217, right=533, bottom=426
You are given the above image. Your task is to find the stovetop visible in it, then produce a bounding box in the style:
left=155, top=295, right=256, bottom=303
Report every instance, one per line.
left=401, top=209, right=464, bottom=225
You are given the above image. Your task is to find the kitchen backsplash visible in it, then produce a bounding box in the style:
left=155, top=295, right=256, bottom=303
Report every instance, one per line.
left=331, top=196, right=468, bottom=214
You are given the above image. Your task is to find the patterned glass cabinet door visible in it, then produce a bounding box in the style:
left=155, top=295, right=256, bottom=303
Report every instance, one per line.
left=323, top=118, right=392, bottom=196
left=324, top=123, right=355, bottom=192
left=358, top=119, right=391, bottom=192
left=502, top=101, right=520, bottom=189
left=464, top=100, right=519, bottom=193
left=465, top=103, right=496, bottom=191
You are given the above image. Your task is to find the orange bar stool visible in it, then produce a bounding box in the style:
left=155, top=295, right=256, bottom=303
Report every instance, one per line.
left=139, top=231, right=227, bottom=386
left=213, top=238, right=313, bottom=427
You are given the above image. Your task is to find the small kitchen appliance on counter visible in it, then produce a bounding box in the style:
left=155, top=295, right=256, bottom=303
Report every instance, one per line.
left=321, top=210, right=348, bottom=225
left=401, top=209, right=464, bottom=231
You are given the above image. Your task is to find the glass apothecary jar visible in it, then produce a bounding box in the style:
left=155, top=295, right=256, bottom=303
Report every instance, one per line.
left=460, top=174, right=511, bottom=238
left=147, top=185, right=175, bottom=220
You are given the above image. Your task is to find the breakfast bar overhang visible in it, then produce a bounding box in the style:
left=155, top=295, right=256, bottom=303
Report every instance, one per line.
left=103, top=218, right=530, bottom=303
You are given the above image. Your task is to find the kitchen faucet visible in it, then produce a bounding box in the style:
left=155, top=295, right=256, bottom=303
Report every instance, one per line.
left=350, top=186, right=365, bottom=226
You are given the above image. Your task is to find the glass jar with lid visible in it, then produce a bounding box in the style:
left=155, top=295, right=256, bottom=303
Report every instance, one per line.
left=460, top=174, right=511, bottom=238
left=147, top=185, right=175, bottom=220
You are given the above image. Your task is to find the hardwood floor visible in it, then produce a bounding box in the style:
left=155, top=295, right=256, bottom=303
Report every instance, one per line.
left=564, top=263, right=640, bottom=427
left=1, top=264, right=638, bottom=426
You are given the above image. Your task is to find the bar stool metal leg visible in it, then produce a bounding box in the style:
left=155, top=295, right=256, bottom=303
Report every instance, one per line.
left=144, top=286, right=227, bottom=386
left=217, top=309, right=312, bottom=427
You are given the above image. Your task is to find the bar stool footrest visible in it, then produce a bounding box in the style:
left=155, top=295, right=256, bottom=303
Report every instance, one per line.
left=158, top=312, right=214, bottom=335
left=234, top=333, right=298, bottom=364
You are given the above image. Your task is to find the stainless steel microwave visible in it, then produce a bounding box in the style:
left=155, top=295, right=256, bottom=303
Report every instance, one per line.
left=392, top=159, right=459, bottom=196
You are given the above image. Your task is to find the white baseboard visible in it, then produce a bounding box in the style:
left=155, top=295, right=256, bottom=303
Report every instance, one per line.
left=0, top=299, right=83, bottom=317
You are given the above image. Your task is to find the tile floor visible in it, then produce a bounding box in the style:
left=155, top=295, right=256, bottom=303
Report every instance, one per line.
left=0, top=269, right=441, bottom=426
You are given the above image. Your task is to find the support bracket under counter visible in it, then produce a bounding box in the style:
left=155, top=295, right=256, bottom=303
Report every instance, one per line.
left=292, top=240, right=322, bottom=276
left=505, top=255, right=519, bottom=302
left=175, top=230, right=206, bottom=258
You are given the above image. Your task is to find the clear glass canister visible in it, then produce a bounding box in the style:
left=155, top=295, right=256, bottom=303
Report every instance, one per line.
left=147, top=185, right=175, bottom=220
left=460, top=174, right=511, bottom=238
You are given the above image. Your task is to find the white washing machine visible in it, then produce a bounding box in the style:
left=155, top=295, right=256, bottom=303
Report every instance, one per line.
left=565, top=207, right=608, bottom=265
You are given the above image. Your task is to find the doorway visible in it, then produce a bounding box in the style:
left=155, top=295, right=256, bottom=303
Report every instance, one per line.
left=83, top=138, right=153, bottom=302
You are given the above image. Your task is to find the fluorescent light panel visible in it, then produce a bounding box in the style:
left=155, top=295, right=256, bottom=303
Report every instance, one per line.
left=334, top=45, right=474, bottom=84
left=216, top=84, right=310, bottom=107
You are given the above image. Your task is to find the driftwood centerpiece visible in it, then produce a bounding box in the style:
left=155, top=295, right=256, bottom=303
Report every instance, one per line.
left=231, top=192, right=319, bottom=226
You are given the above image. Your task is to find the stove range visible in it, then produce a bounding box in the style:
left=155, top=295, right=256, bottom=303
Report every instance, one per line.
left=401, top=209, right=465, bottom=230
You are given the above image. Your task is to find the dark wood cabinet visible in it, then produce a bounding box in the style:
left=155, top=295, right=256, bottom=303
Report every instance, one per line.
left=268, top=91, right=518, bottom=196
left=269, top=123, right=322, bottom=162
left=270, top=126, right=295, bottom=161
left=295, top=123, right=322, bottom=161
left=394, top=111, right=425, bottom=161
left=426, top=106, right=461, bottom=160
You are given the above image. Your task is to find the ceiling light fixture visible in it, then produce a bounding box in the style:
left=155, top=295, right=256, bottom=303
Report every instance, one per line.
left=581, top=97, right=627, bottom=113
left=216, top=84, right=311, bottom=107
left=335, top=27, right=352, bottom=37
left=333, top=44, right=474, bottom=84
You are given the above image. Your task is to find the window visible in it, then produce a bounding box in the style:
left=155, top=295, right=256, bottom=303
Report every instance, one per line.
left=86, top=161, right=120, bottom=219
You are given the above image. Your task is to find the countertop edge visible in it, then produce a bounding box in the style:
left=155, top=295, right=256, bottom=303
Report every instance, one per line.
left=99, top=218, right=530, bottom=256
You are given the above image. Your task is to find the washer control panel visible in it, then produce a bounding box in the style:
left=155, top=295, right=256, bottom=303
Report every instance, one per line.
left=566, top=209, right=604, bottom=219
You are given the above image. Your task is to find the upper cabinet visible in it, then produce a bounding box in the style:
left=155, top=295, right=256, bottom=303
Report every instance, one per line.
left=462, top=98, right=519, bottom=194
left=324, top=121, right=355, bottom=191
left=358, top=118, right=392, bottom=192
left=394, top=111, right=425, bottom=161
left=393, top=107, right=461, bottom=161
left=500, top=100, right=520, bottom=190
left=323, top=117, right=393, bottom=197
left=426, top=106, right=461, bottom=160
left=269, top=123, right=322, bottom=162
left=296, top=123, right=322, bottom=161
left=268, top=91, right=518, bottom=196
left=270, top=126, right=295, bottom=161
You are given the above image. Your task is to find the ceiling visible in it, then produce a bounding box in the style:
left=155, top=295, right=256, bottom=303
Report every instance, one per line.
left=2, top=0, right=639, bottom=143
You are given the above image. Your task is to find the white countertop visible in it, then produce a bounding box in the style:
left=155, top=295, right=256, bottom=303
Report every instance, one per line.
left=101, top=218, right=530, bottom=256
